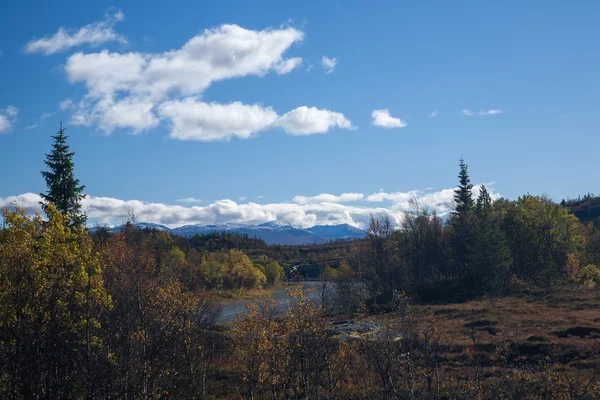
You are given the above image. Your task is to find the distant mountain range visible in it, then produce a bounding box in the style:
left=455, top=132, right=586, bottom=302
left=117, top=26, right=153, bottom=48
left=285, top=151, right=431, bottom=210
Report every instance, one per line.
left=90, top=222, right=367, bottom=245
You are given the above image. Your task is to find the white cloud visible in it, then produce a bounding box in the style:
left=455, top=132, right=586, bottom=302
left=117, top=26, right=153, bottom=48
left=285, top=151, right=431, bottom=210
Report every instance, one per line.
left=5, top=106, right=18, bottom=117
left=0, top=116, right=10, bottom=133
left=480, top=109, right=503, bottom=115
left=26, top=124, right=39, bottom=130
left=176, top=197, right=204, bottom=203
left=462, top=109, right=503, bottom=116
left=274, top=57, right=303, bottom=74
left=97, top=98, right=159, bottom=133
left=0, top=105, right=19, bottom=133
left=0, top=192, right=395, bottom=229
left=293, top=193, right=364, bottom=205
left=429, top=110, right=438, bottom=117
left=65, top=24, right=304, bottom=133
left=158, top=99, right=278, bottom=141
left=0, top=185, right=500, bottom=230
left=365, top=184, right=500, bottom=215
left=371, top=109, right=406, bottom=128
left=41, top=111, right=56, bottom=119
left=0, top=193, right=44, bottom=214
left=157, top=99, right=353, bottom=141
left=276, top=106, right=353, bottom=135
left=239, top=196, right=248, bottom=201
left=60, top=99, right=73, bottom=110
left=25, top=8, right=126, bottom=55
left=321, top=55, right=337, bottom=74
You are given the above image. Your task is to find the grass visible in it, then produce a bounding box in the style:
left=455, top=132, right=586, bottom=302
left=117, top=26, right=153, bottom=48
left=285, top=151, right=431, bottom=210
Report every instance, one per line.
left=383, top=287, right=600, bottom=383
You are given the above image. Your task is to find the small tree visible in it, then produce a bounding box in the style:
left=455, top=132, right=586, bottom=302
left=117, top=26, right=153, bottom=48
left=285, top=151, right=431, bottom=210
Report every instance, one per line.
left=40, top=122, right=87, bottom=228
left=263, top=261, right=284, bottom=285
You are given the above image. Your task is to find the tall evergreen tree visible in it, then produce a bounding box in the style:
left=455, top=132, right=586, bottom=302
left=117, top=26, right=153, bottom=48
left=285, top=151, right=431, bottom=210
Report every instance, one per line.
left=473, top=185, right=512, bottom=294
left=450, top=158, right=476, bottom=293
left=40, top=122, right=87, bottom=228
left=453, top=157, right=474, bottom=215
left=475, top=185, right=493, bottom=218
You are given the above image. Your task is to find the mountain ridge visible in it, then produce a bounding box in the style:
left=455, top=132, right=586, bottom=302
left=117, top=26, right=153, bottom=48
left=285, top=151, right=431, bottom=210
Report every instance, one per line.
left=89, top=222, right=367, bottom=245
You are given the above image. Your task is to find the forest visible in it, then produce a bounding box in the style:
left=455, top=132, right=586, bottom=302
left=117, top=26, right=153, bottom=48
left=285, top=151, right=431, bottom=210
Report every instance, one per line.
left=1, top=126, right=599, bottom=399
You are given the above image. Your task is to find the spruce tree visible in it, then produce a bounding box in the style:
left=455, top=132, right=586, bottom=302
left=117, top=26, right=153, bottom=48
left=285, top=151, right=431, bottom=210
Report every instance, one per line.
left=473, top=185, right=512, bottom=294
left=450, top=157, right=476, bottom=293
left=40, top=122, right=87, bottom=228
left=453, top=157, right=474, bottom=215
left=475, top=185, right=493, bottom=218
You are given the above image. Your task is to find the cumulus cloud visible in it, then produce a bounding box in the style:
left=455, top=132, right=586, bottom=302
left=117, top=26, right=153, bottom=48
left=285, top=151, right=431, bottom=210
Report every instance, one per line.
left=276, top=106, right=354, bottom=135
left=274, top=57, right=303, bottom=74
left=5, top=106, right=18, bottom=117
left=293, top=193, right=364, bottom=205
left=156, top=99, right=353, bottom=141
left=65, top=24, right=305, bottom=133
left=462, top=109, right=503, bottom=116
left=0, top=185, right=500, bottom=229
left=176, top=197, right=204, bottom=203
left=371, top=109, right=407, bottom=128
left=158, top=99, right=278, bottom=141
left=0, top=105, right=19, bottom=133
left=60, top=99, right=73, bottom=110
left=365, top=184, right=499, bottom=215
left=25, top=8, right=126, bottom=55
left=0, top=116, right=10, bottom=133
left=321, top=55, right=337, bottom=74
left=0, top=192, right=397, bottom=229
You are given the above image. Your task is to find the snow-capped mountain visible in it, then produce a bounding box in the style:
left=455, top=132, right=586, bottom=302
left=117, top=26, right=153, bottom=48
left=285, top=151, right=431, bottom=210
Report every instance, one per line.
left=91, top=222, right=367, bottom=245
left=306, top=224, right=367, bottom=240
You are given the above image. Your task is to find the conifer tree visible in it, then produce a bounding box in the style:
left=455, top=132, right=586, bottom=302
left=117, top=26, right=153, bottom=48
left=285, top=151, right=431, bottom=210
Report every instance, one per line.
left=475, top=185, right=493, bottom=218
left=40, top=122, right=87, bottom=228
left=453, top=157, right=474, bottom=215
left=473, top=185, right=512, bottom=294
left=450, top=158, right=476, bottom=292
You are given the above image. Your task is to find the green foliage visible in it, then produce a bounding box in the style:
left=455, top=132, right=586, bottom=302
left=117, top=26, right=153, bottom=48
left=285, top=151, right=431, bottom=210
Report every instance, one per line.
left=472, top=185, right=512, bottom=294
left=0, top=205, right=109, bottom=398
left=574, top=264, right=600, bottom=287
left=160, top=245, right=187, bottom=279
left=210, top=249, right=266, bottom=289
left=263, top=261, right=284, bottom=285
left=319, top=264, right=338, bottom=280
left=361, top=159, right=591, bottom=302
left=40, top=123, right=87, bottom=228
left=498, top=195, right=584, bottom=286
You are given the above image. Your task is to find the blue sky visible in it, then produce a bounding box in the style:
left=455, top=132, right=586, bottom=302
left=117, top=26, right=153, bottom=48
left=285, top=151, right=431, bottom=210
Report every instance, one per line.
left=1, top=1, right=599, bottom=227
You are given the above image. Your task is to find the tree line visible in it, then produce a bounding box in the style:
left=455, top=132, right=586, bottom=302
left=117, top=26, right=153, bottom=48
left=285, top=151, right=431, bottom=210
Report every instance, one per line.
left=353, top=158, right=600, bottom=307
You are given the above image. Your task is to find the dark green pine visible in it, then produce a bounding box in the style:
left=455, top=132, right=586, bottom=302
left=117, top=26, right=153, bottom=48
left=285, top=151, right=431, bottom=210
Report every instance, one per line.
left=40, top=122, right=87, bottom=228
left=453, top=157, right=474, bottom=215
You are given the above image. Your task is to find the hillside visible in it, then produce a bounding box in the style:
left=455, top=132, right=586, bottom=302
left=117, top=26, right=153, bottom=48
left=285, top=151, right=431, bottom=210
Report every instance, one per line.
left=564, top=194, right=600, bottom=223
left=90, top=222, right=366, bottom=245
